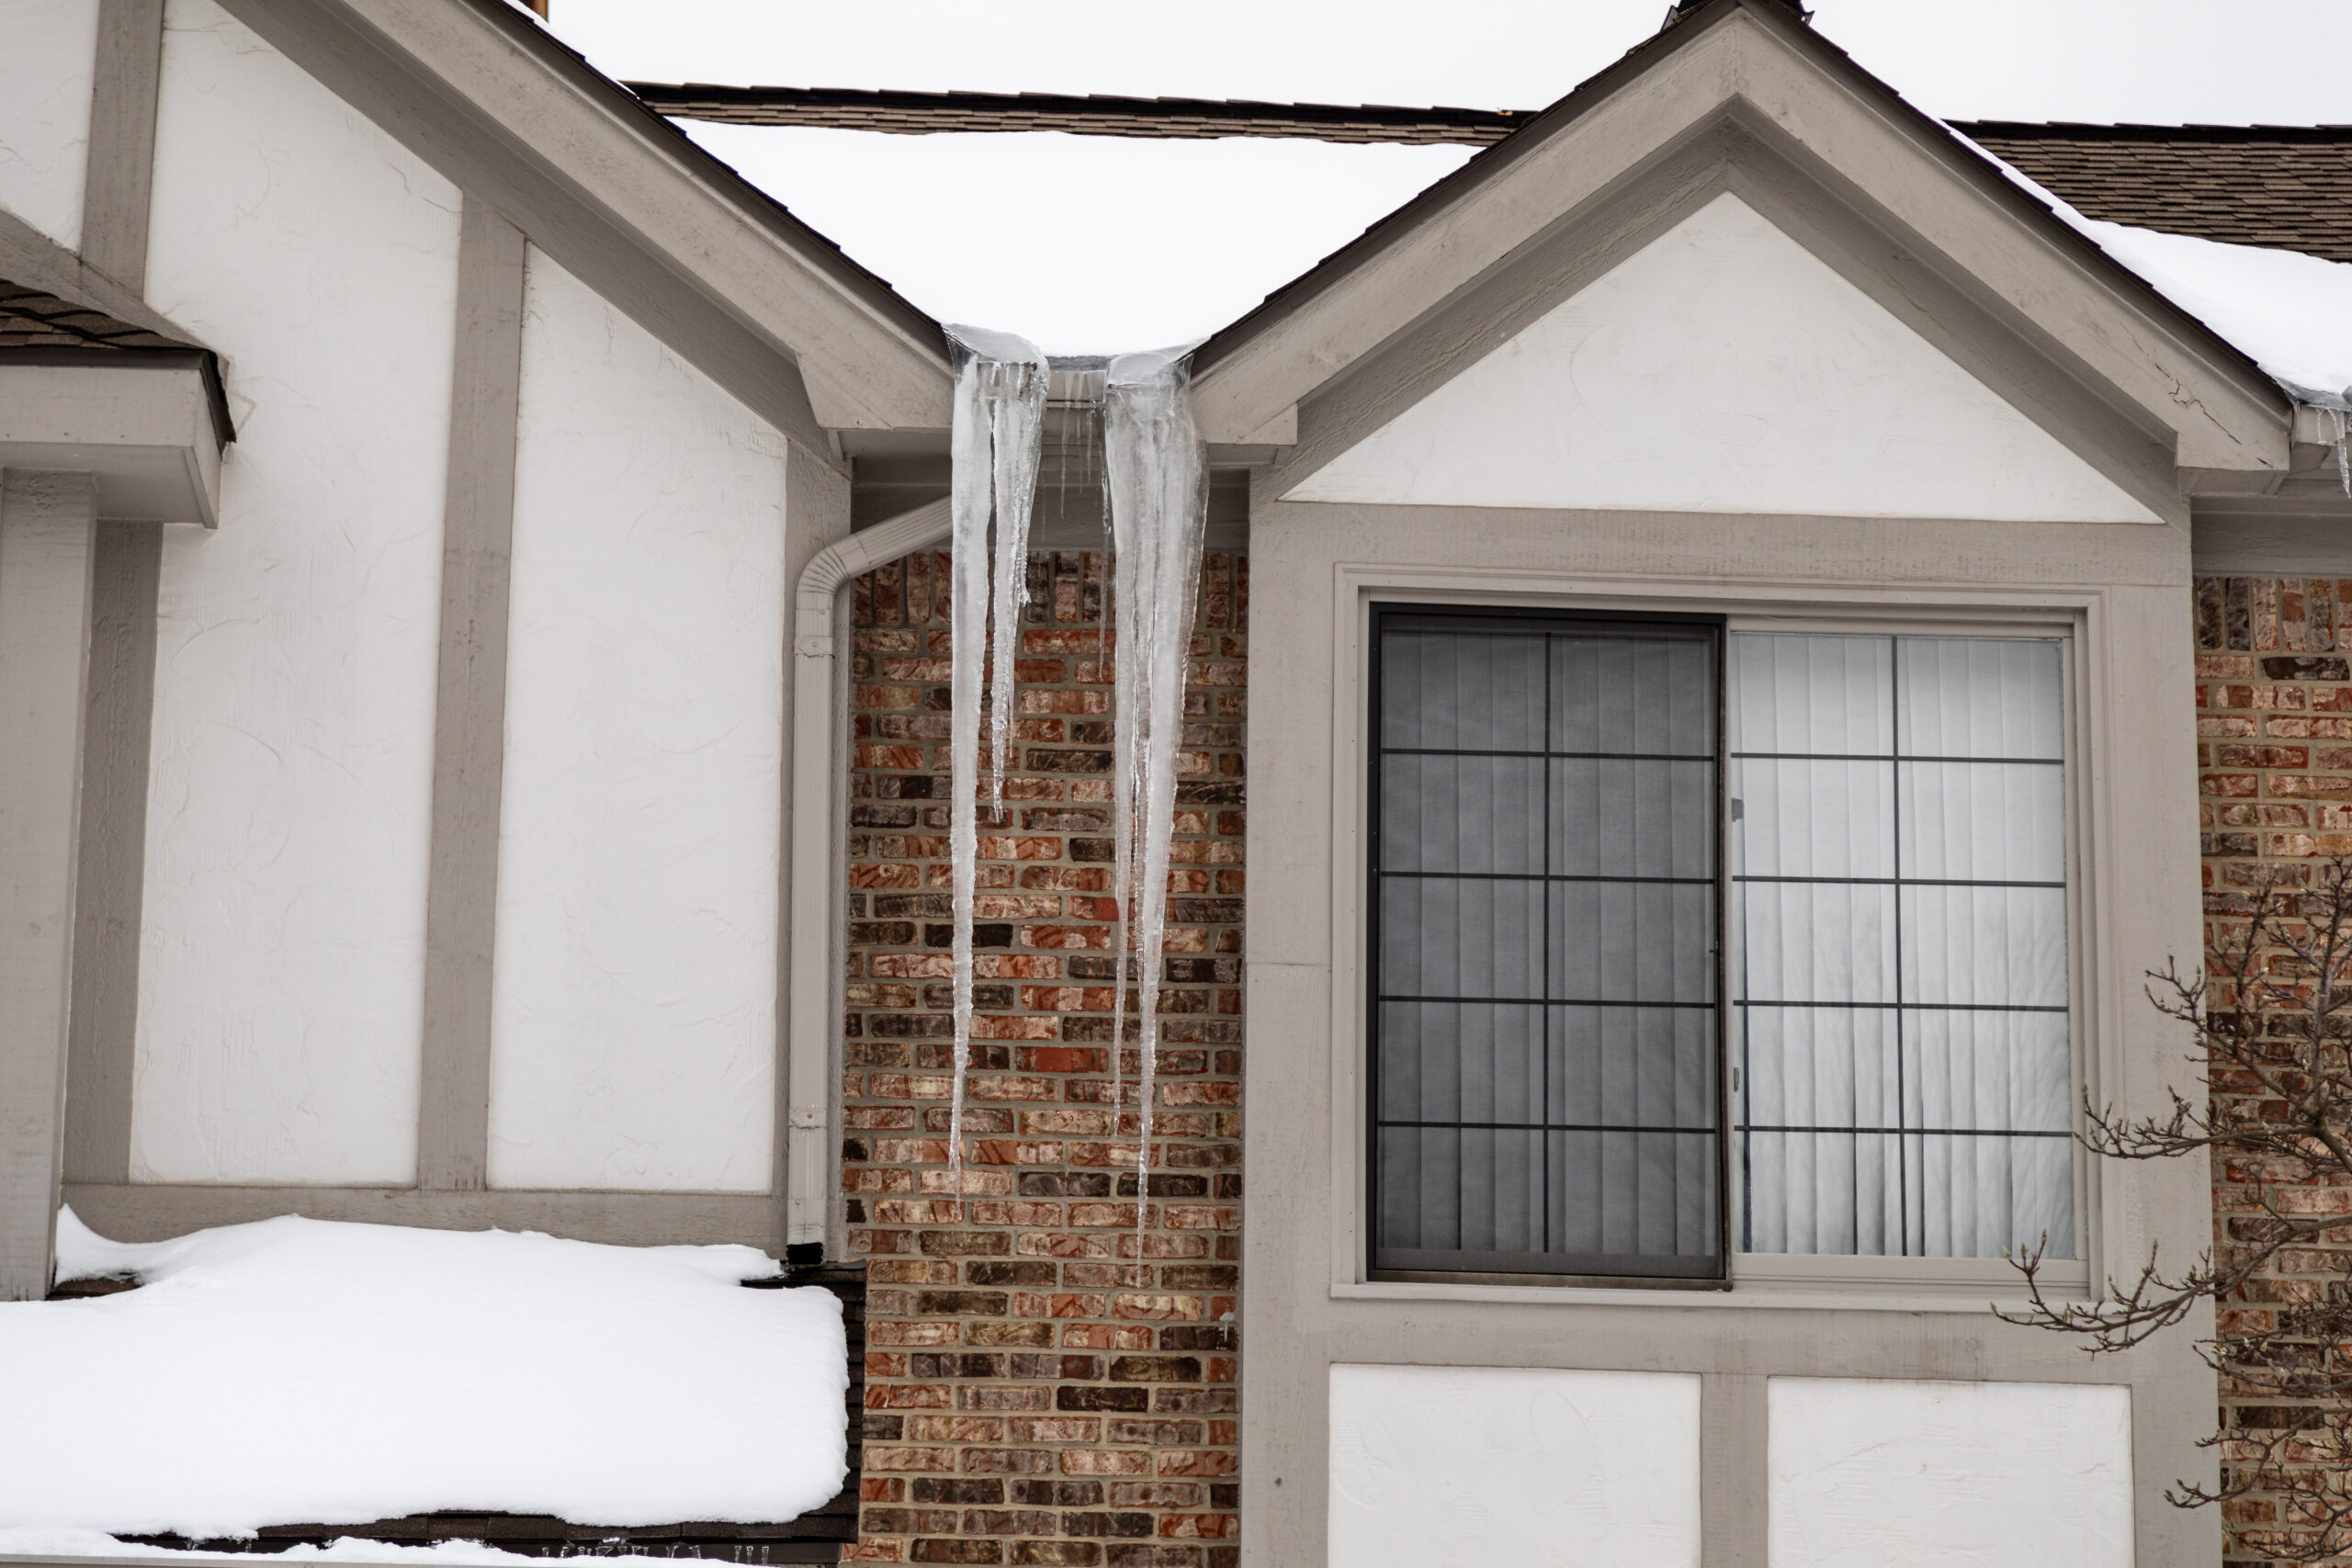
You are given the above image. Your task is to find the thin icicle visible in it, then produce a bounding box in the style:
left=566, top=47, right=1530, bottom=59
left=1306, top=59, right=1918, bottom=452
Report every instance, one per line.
left=1091, top=398, right=1129, bottom=1146
left=1102, top=346, right=1209, bottom=1247
left=944, top=324, right=1048, bottom=1213
left=987, top=359, right=1049, bottom=812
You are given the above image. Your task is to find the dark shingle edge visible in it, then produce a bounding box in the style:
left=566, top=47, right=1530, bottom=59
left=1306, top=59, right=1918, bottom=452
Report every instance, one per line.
left=628, top=83, right=1526, bottom=146
left=0, top=279, right=233, bottom=446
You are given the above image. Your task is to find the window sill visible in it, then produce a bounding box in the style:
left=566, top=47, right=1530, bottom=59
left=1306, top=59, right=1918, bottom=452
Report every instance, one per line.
left=1332, top=1255, right=2086, bottom=1314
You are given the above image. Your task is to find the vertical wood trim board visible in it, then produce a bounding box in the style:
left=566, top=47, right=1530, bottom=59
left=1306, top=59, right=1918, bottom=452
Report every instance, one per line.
left=63, top=521, right=161, bottom=1185
left=0, top=475, right=100, bottom=1300
left=1701, top=1372, right=1770, bottom=1568
left=81, top=0, right=164, bottom=289
left=415, top=197, right=526, bottom=1192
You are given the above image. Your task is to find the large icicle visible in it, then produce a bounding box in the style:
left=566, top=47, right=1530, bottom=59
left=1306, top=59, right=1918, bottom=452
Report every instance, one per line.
left=944, top=326, right=1049, bottom=1209
left=1102, top=347, right=1209, bottom=1235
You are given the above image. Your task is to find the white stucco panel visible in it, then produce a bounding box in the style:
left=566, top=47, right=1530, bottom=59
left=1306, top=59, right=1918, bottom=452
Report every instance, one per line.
left=1285, top=193, right=2160, bottom=524
left=132, top=0, right=461, bottom=1183
left=0, top=0, right=98, bottom=251
left=1770, top=1377, right=2133, bottom=1568
left=486, top=246, right=786, bottom=1194
left=1329, top=1363, right=1701, bottom=1567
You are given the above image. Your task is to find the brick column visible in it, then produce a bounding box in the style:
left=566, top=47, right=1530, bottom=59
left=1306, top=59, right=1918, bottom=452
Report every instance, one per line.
left=842, top=549, right=1246, bottom=1566
left=2194, top=574, right=2352, bottom=1567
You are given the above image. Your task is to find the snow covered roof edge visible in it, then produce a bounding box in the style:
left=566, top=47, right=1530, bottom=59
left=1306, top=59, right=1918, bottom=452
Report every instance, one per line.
left=1180, top=0, right=2325, bottom=458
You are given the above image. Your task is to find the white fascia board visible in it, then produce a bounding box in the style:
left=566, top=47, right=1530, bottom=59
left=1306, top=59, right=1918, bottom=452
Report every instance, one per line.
left=1191, top=9, right=2288, bottom=477
left=0, top=361, right=220, bottom=526
left=219, top=0, right=953, bottom=434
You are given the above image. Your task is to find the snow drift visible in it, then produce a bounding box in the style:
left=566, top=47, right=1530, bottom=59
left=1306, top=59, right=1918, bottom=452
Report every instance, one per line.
left=0, top=1211, right=847, bottom=1540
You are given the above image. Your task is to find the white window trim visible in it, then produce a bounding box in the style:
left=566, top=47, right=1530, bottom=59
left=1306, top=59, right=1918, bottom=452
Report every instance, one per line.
left=1326, top=565, right=2112, bottom=1310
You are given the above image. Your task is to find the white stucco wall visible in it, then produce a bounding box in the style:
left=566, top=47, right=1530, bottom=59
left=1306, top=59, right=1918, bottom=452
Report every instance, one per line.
left=484, top=247, right=786, bottom=1193
left=1285, top=193, right=2159, bottom=525
left=1770, top=1377, right=2134, bottom=1567
left=0, top=0, right=98, bottom=252
left=131, top=0, right=460, bottom=1183
left=1329, top=1364, right=1702, bottom=1566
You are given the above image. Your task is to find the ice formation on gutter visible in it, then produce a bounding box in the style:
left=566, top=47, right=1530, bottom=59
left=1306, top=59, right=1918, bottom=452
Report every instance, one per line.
left=942, top=331, right=1208, bottom=1220
left=1101, top=349, right=1210, bottom=1214
left=944, top=326, right=1050, bottom=1201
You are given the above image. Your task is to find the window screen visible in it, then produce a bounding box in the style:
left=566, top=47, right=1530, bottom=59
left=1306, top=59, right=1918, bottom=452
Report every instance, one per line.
left=1729, top=633, right=2075, bottom=1261
left=1370, top=610, right=1724, bottom=1281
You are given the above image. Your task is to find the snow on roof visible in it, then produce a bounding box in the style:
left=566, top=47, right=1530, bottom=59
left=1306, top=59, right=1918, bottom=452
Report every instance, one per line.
left=1953, top=128, right=2352, bottom=409
left=1957, top=123, right=2352, bottom=265
left=0, top=1212, right=846, bottom=1542
left=682, top=122, right=1475, bottom=355
left=695, top=114, right=2352, bottom=418
left=2067, top=220, right=2352, bottom=408
left=0, top=1528, right=686, bottom=1565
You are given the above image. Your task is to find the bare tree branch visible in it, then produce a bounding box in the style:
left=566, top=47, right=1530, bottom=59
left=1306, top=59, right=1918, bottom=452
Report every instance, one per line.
left=2011, top=859, right=2352, bottom=1563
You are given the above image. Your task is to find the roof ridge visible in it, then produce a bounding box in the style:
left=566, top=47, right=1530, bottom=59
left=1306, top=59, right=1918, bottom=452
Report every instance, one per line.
left=1953, top=119, right=2352, bottom=140
left=627, top=83, right=1532, bottom=145
left=630, top=85, right=2352, bottom=151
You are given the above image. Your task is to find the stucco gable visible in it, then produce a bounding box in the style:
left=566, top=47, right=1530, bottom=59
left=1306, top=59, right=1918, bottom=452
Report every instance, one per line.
left=1283, top=193, right=2161, bottom=524
left=1194, top=0, right=2289, bottom=484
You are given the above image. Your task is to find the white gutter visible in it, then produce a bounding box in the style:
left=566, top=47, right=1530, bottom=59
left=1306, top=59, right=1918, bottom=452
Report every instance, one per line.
left=786, top=496, right=954, bottom=1249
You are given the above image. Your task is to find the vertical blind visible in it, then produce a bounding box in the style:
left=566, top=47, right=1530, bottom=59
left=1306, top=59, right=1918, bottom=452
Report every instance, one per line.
left=1729, top=633, right=2075, bottom=1260
left=1372, top=612, right=1723, bottom=1279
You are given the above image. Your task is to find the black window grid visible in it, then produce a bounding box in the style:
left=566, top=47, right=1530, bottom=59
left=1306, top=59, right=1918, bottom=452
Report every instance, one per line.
left=1726, top=640, right=2073, bottom=1259
left=1366, top=606, right=1728, bottom=1285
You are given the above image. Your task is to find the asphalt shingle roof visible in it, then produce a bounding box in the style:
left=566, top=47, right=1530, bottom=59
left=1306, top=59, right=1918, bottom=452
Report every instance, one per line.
left=633, top=87, right=2352, bottom=265
left=0, top=279, right=198, bottom=352
left=1952, top=122, right=2352, bottom=264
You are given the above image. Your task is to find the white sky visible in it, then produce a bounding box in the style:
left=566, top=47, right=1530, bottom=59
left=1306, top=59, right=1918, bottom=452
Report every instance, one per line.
left=544, top=1, right=2352, bottom=353
left=551, top=0, right=2352, bottom=125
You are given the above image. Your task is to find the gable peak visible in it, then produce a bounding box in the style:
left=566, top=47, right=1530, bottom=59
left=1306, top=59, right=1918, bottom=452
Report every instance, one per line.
left=1665, top=0, right=1815, bottom=28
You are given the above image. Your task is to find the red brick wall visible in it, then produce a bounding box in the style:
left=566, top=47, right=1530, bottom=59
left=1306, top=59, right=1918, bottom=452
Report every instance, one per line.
left=841, top=549, right=1247, bottom=1566
left=2193, top=575, right=2352, bottom=1566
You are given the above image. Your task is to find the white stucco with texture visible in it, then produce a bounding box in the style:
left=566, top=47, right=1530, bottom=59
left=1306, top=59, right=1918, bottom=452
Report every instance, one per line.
left=486, top=246, right=786, bottom=1193
left=1770, top=1377, right=2134, bottom=1567
left=131, top=0, right=461, bottom=1183
left=0, top=0, right=97, bottom=253
left=1286, top=193, right=2161, bottom=525
left=1328, top=1364, right=1701, bottom=1566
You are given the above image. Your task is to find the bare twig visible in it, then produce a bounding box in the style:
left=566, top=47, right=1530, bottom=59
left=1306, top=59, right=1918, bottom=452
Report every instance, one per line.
left=2012, top=859, right=2352, bottom=1562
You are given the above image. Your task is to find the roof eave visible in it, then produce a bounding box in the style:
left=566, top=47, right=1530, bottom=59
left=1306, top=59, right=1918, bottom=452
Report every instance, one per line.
left=217, top=0, right=955, bottom=434
left=1190, top=0, right=2290, bottom=472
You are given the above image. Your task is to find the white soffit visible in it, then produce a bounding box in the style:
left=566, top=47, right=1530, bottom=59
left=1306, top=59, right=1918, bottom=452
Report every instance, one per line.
left=1328, top=1364, right=1701, bottom=1566
left=1285, top=193, right=2162, bottom=525
left=1770, top=1377, right=2134, bottom=1568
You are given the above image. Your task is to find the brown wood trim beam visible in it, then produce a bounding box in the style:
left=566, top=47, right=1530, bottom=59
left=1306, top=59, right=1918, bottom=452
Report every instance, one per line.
left=81, top=0, right=165, bottom=290
left=416, top=197, right=527, bottom=1193
left=62, top=1182, right=781, bottom=1247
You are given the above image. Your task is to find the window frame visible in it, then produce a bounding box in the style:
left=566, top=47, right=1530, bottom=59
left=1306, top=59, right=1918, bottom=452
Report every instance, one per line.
left=1338, top=584, right=2098, bottom=1303
left=1364, top=603, right=1733, bottom=1289
left=1719, top=615, right=2090, bottom=1286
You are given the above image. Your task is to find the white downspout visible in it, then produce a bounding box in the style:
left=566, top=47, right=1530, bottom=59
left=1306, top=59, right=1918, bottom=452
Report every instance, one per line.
left=786, top=496, right=954, bottom=1250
